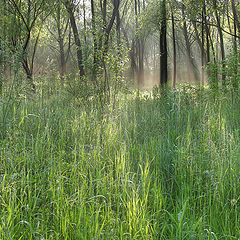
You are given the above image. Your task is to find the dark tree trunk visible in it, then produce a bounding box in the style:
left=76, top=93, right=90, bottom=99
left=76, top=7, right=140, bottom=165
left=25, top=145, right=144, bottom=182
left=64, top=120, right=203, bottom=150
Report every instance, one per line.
left=59, top=34, right=66, bottom=81
left=213, top=0, right=226, bottom=87
left=0, top=39, right=3, bottom=94
left=231, top=0, right=240, bottom=42
left=138, top=19, right=144, bottom=84
left=171, top=8, right=176, bottom=88
left=104, top=0, right=120, bottom=53
left=230, top=0, right=238, bottom=90
left=56, top=6, right=66, bottom=81
left=116, top=6, right=121, bottom=47
left=182, top=4, right=199, bottom=82
left=203, top=2, right=210, bottom=64
left=83, top=0, right=87, bottom=44
left=201, top=10, right=206, bottom=85
left=135, top=0, right=144, bottom=86
left=64, top=0, right=84, bottom=77
left=121, top=24, right=137, bottom=80
left=160, top=0, right=168, bottom=86
left=208, top=29, right=218, bottom=89
left=22, top=56, right=35, bottom=91
left=2, top=0, right=6, bottom=75
left=91, top=0, right=98, bottom=80
left=22, top=28, right=36, bottom=91
left=192, top=20, right=206, bottom=85
left=130, top=40, right=137, bottom=80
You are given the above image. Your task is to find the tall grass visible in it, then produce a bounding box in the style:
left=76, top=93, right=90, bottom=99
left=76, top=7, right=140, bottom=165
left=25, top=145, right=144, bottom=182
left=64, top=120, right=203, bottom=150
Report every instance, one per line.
left=0, top=83, right=240, bottom=239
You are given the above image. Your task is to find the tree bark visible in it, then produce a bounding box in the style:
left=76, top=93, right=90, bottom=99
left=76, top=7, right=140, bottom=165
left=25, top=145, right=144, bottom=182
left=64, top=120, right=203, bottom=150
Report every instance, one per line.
left=201, top=10, right=205, bottom=85
left=160, top=0, right=168, bottom=86
left=91, top=0, right=98, bottom=80
left=230, top=0, right=238, bottom=90
left=171, top=7, right=176, bottom=88
left=182, top=4, right=199, bottom=83
left=64, top=0, right=84, bottom=77
left=116, top=5, right=121, bottom=47
left=203, top=1, right=210, bottom=64
left=83, top=0, right=87, bottom=44
left=213, top=0, right=226, bottom=87
left=104, top=0, right=120, bottom=52
left=231, top=0, right=240, bottom=42
left=191, top=20, right=206, bottom=85
left=56, top=5, right=67, bottom=81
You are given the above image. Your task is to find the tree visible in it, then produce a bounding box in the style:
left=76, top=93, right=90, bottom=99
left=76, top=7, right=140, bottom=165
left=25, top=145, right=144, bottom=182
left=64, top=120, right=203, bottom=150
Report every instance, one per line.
left=6, top=0, right=53, bottom=90
left=63, top=0, right=84, bottom=77
left=212, top=0, right=226, bottom=87
left=181, top=3, right=199, bottom=83
left=171, top=3, right=176, bottom=88
left=47, top=1, right=71, bottom=81
left=159, top=0, right=168, bottom=86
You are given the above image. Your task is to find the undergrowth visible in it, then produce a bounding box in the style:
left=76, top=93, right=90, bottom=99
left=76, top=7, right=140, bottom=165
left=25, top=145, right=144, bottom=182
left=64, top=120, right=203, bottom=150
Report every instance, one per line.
left=0, top=82, right=240, bottom=239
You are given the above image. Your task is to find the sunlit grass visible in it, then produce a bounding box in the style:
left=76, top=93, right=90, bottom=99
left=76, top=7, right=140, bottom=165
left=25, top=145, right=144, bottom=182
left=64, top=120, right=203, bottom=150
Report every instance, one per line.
left=0, top=84, right=240, bottom=239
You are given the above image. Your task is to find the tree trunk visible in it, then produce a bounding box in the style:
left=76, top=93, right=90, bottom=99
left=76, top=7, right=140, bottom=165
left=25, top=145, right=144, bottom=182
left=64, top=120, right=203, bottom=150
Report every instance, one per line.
left=65, top=0, right=84, bottom=77
left=231, top=0, right=240, bottom=42
left=22, top=57, right=35, bottom=91
left=135, top=0, right=144, bottom=86
left=192, top=20, right=206, bottom=85
left=83, top=0, right=87, bottom=44
left=121, top=24, right=137, bottom=80
left=91, top=0, right=98, bottom=80
left=230, top=0, right=238, bottom=90
left=171, top=7, right=176, bottom=88
left=182, top=5, right=199, bottom=83
left=56, top=6, right=66, bottom=81
left=0, top=39, right=2, bottom=94
left=104, top=0, right=120, bottom=53
left=160, top=0, right=168, bottom=86
left=59, top=34, right=66, bottom=81
left=203, top=1, right=210, bottom=64
left=116, top=5, right=121, bottom=47
left=213, top=0, right=226, bottom=87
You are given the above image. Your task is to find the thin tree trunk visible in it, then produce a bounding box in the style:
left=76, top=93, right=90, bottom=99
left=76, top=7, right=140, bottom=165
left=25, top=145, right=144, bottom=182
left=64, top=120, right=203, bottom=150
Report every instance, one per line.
left=83, top=0, right=87, bottom=44
left=2, top=0, right=6, bottom=75
left=138, top=2, right=144, bottom=86
left=65, top=0, right=84, bottom=77
left=213, top=0, right=226, bottom=87
left=134, top=0, right=140, bottom=85
left=160, top=0, right=168, bottom=86
left=201, top=10, right=205, bottom=85
left=100, top=0, right=119, bottom=56
left=231, top=0, right=240, bottom=42
left=203, top=2, right=210, bottom=64
left=116, top=5, right=121, bottom=47
left=56, top=6, right=66, bottom=81
left=121, top=24, right=137, bottom=79
left=182, top=4, right=199, bottom=82
left=59, top=36, right=66, bottom=81
left=171, top=7, right=176, bottom=88
left=130, top=40, right=137, bottom=80
left=192, top=20, right=206, bottom=64
left=91, top=0, right=97, bottom=80
left=230, top=0, right=238, bottom=90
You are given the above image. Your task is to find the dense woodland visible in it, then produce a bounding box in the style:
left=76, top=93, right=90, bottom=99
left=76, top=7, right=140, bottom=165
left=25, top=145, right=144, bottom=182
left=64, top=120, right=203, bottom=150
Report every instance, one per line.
left=1, top=0, right=240, bottom=239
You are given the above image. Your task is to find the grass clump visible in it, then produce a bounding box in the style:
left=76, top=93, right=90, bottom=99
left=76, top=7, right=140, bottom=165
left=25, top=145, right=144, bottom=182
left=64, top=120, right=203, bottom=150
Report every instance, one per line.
left=0, top=83, right=240, bottom=239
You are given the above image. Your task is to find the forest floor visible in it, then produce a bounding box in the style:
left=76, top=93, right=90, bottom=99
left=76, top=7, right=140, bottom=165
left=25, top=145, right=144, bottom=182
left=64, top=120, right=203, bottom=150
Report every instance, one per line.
left=0, top=82, right=240, bottom=239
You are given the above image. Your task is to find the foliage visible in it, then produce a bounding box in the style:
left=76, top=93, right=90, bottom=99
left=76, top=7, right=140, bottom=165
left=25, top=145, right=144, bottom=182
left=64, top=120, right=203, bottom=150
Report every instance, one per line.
left=1, top=84, right=240, bottom=239
left=66, top=41, right=129, bottom=111
left=207, top=51, right=240, bottom=90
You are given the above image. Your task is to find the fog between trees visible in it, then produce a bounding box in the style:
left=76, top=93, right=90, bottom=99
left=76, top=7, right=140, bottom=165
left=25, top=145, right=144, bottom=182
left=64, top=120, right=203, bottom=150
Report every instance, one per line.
left=1, top=0, right=240, bottom=91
